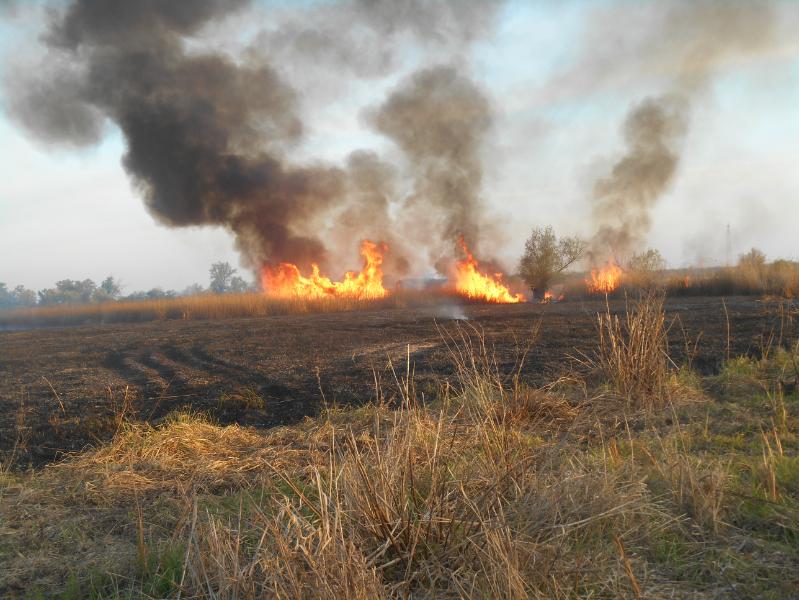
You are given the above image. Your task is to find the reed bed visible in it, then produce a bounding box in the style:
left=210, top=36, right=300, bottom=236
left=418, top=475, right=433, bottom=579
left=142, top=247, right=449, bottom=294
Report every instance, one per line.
left=0, top=289, right=466, bottom=329
left=562, top=260, right=799, bottom=300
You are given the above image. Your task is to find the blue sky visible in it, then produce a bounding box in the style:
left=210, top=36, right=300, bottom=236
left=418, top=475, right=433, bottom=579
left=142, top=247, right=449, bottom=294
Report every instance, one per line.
left=1, top=0, right=798, bottom=291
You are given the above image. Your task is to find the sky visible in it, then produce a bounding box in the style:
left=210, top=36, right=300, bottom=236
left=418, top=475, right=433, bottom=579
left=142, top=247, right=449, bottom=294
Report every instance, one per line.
left=1, top=0, right=798, bottom=293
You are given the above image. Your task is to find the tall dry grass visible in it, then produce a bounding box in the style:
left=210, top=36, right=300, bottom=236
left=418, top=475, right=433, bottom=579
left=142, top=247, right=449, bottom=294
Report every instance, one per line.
left=576, top=292, right=672, bottom=410
left=0, top=289, right=463, bottom=329
left=173, top=333, right=664, bottom=599
left=562, top=260, right=799, bottom=299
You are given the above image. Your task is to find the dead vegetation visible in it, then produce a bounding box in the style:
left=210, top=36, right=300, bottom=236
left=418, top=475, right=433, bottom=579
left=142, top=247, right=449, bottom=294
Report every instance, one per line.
left=0, top=289, right=463, bottom=329
left=576, top=292, right=672, bottom=410
left=562, top=259, right=799, bottom=300
left=1, top=301, right=798, bottom=599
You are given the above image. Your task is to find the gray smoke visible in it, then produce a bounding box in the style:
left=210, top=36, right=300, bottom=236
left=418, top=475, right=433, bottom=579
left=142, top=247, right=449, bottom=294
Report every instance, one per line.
left=590, top=95, right=689, bottom=258
left=254, top=0, right=500, bottom=78
left=369, top=66, right=492, bottom=267
left=3, top=0, right=499, bottom=276
left=586, top=0, right=780, bottom=262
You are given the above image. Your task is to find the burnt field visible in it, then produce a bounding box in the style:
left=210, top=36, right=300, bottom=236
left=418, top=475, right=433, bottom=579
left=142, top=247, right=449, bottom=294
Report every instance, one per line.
left=1, top=296, right=794, bottom=470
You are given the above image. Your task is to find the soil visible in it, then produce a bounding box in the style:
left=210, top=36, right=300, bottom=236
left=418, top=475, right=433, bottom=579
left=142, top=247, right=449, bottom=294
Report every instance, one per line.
left=1, top=296, right=794, bottom=469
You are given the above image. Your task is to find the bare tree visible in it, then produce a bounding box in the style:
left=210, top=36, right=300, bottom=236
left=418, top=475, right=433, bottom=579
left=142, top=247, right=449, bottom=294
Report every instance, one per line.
left=209, top=262, right=237, bottom=294
left=519, top=226, right=586, bottom=297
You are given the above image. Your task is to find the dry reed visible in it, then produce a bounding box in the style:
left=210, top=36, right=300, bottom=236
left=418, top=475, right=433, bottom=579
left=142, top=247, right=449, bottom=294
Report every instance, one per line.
left=578, top=292, right=672, bottom=410
left=0, top=289, right=467, bottom=329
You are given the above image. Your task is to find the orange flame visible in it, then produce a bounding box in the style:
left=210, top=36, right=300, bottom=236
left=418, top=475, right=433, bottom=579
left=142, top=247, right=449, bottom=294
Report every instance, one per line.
left=262, top=240, right=388, bottom=300
left=455, top=238, right=524, bottom=303
left=541, top=290, right=565, bottom=303
left=587, top=260, right=623, bottom=294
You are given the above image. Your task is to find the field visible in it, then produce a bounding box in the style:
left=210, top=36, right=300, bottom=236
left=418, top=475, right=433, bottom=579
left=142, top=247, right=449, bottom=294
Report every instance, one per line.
left=1, top=297, right=787, bottom=470
left=2, top=296, right=799, bottom=598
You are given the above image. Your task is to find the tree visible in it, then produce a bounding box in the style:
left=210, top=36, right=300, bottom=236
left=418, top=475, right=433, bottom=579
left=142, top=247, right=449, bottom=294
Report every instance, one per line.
left=518, top=226, right=586, bottom=297
left=628, top=249, right=665, bottom=273
left=145, top=288, right=176, bottom=299
left=738, top=248, right=766, bottom=269
left=12, top=285, right=37, bottom=307
left=100, top=276, right=121, bottom=298
left=38, top=279, right=96, bottom=305
left=229, top=275, right=250, bottom=293
left=0, top=283, right=38, bottom=308
left=0, top=283, right=12, bottom=309
left=209, top=262, right=237, bottom=294
left=737, top=247, right=767, bottom=291
left=626, top=248, right=666, bottom=290
left=93, top=276, right=122, bottom=302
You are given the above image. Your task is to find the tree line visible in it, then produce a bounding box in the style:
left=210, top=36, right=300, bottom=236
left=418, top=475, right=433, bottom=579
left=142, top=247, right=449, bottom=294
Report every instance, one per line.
left=0, top=262, right=252, bottom=309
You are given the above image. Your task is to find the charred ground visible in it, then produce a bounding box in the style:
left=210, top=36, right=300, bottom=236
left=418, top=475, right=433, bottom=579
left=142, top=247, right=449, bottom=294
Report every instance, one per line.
left=1, top=296, right=793, bottom=470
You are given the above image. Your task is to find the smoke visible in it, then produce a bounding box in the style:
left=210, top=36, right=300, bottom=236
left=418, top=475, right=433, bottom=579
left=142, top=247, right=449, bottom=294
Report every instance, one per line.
left=590, top=95, right=689, bottom=259
left=3, top=0, right=499, bottom=277
left=4, top=0, right=339, bottom=270
left=547, top=0, right=779, bottom=105
left=255, top=0, right=500, bottom=79
left=585, top=0, right=780, bottom=263
left=369, top=66, right=492, bottom=269
left=330, top=150, right=411, bottom=280
left=0, top=0, right=16, bottom=13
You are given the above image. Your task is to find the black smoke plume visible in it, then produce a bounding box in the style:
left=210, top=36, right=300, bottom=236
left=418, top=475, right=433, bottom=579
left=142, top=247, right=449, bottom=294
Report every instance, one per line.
left=5, top=0, right=499, bottom=276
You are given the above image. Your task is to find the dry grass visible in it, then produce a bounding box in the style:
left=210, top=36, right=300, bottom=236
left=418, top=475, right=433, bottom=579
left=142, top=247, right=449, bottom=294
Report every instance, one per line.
left=577, top=292, right=672, bottom=410
left=0, top=289, right=466, bottom=329
left=2, top=317, right=799, bottom=598
left=561, top=260, right=799, bottom=299
left=175, top=338, right=663, bottom=599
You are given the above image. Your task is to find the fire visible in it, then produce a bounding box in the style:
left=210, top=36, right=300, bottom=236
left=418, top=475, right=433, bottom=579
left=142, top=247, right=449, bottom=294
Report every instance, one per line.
left=262, top=240, right=389, bottom=300
left=587, top=260, right=623, bottom=294
left=455, top=238, right=524, bottom=303
left=541, top=291, right=565, bottom=303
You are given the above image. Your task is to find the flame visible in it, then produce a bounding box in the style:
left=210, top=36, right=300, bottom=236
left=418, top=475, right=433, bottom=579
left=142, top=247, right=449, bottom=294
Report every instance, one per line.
left=455, top=238, right=524, bottom=303
left=587, top=260, right=623, bottom=294
left=541, top=290, right=565, bottom=304
left=668, top=274, right=691, bottom=290
left=262, top=240, right=388, bottom=300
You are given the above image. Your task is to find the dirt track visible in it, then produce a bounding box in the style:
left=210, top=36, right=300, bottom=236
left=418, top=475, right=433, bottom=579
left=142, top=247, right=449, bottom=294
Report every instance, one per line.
left=1, top=297, right=793, bottom=469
